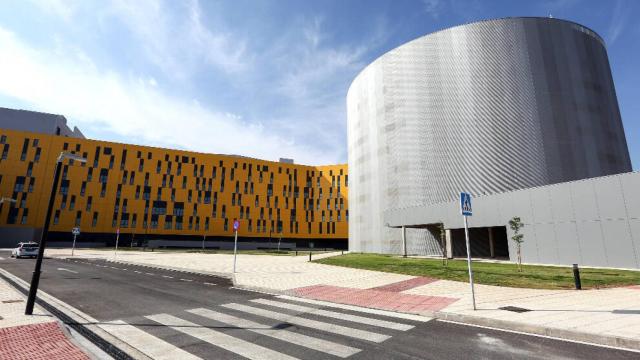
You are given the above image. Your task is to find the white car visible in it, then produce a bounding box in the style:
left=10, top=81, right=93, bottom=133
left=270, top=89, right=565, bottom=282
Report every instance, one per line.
left=11, top=242, right=39, bottom=258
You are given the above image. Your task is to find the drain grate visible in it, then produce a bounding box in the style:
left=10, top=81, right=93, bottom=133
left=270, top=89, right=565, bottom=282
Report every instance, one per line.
left=2, top=299, right=23, bottom=304
left=499, top=306, right=531, bottom=313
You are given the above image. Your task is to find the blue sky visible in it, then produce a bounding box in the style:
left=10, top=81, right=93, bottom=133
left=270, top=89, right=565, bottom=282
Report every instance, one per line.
left=0, top=0, right=638, bottom=167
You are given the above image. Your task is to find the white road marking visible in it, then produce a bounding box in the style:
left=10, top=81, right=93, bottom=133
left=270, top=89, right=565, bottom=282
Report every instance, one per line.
left=146, top=313, right=298, bottom=360
left=145, top=272, right=154, bottom=276
left=251, top=298, right=413, bottom=331
left=203, top=282, right=216, bottom=286
left=222, top=303, right=390, bottom=343
left=134, top=271, right=142, bottom=274
left=188, top=308, right=360, bottom=358
left=276, top=295, right=432, bottom=322
left=0, top=257, right=5, bottom=260
left=179, top=278, right=192, bottom=282
left=110, top=266, right=119, bottom=270
left=162, top=275, right=173, bottom=279
left=99, top=320, right=201, bottom=360
left=57, top=268, right=79, bottom=274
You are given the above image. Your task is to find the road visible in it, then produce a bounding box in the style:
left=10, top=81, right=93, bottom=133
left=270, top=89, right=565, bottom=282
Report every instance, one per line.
left=0, top=251, right=637, bottom=360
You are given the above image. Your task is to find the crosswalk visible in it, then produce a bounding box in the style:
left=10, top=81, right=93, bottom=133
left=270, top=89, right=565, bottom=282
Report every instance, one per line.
left=101, top=295, right=429, bottom=359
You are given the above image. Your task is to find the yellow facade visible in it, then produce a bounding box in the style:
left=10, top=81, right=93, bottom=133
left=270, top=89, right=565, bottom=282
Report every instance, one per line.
left=0, top=129, right=348, bottom=246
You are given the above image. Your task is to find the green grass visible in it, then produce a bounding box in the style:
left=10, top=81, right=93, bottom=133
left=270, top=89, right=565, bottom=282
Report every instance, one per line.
left=314, top=254, right=640, bottom=290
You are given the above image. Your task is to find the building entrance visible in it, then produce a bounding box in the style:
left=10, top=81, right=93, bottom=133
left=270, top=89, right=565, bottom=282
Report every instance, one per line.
left=451, top=226, right=509, bottom=259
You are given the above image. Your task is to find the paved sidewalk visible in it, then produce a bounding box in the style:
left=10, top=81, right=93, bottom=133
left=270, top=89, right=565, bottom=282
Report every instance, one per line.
left=48, top=248, right=640, bottom=350
left=0, top=276, right=89, bottom=360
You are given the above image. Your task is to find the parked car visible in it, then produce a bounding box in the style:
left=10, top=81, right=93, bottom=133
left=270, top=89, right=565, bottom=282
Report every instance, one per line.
left=11, top=242, right=39, bottom=258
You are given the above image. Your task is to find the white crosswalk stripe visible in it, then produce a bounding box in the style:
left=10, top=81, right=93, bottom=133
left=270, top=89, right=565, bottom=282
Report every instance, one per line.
left=276, top=295, right=432, bottom=322
left=251, top=298, right=414, bottom=331
left=187, top=307, right=361, bottom=358
left=99, top=320, right=201, bottom=360
left=146, top=313, right=299, bottom=360
left=222, top=303, right=391, bottom=343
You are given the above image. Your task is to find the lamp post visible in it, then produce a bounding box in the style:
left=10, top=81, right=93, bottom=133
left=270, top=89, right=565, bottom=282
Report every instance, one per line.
left=25, top=152, right=86, bottom=315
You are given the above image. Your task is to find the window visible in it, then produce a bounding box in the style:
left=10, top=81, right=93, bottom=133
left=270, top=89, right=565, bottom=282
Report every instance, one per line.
left=92, top=212, right=98, bottom=227
left=69, top=195, right=76, bottom=210
left=75, top=211, right=81, bottom=226
left=54, top=210, right=60, bottom=225
left=99, top=169, right=109, bottom=183
left=2, top=144, right=10, bottom=160
left=80, top=181, right=86, bottom=196
left=129, top=171, right=135, bottom=185
left=20, top=139, right=29, bottom=161
left=100, top=183, right=107, bottom=197
left=33, top=139, right=39, bottom=147
left=131, top=214, right=137, bottom=228
left=0, top=135, right=5, bottom=143
left=21, top=208, right=28, bottom=224
left=14, top=176, right=25, bottom=192
left=121, top=214, right=129, bottom=228
left=28, top=178, right=35, bottom=193
left=34, top=148, right=41, bottom=162
left=87, top=167, right=93, bottom=182
left=86, top=196, right=92, bottom=211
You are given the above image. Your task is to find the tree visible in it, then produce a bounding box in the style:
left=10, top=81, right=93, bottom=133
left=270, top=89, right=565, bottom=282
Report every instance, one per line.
left=508, top=217, right=525, bottom=272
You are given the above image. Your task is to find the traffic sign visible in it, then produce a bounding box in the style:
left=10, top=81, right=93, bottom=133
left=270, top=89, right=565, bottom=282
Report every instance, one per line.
left=72, top=227, right=80, bottom=236
left=233, top=219, right=240, bottom=231
left=460, top=192, right=472, bottom=216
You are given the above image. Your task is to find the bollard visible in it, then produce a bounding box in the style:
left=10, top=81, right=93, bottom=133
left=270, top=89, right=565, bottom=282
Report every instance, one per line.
left=341, top=250, right=344, bottom=255
left=573, top=264, right=582, bottom=290
left=309, top=250, right=312, bottom=262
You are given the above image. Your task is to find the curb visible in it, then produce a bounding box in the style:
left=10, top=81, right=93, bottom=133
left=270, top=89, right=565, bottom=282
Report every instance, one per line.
left=46, top=258, right=640, bottom=352
left=0, top=268, right=149, bottom=360
left=431, top=310, right=640, bottom=351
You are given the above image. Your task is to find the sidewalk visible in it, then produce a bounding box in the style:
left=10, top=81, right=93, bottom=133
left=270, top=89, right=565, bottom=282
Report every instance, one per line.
left=48, top=248, right=640, bottom=350
left=0, top=276, right=89, bottom=360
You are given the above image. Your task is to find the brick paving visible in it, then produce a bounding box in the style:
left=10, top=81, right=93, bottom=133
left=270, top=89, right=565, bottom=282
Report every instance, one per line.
left=0, top=322, right=89, bottom=360
left=293, top=284, right=458, bottom=313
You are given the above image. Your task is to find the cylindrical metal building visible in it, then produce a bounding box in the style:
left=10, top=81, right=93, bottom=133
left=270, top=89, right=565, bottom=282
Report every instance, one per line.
left=347, top=17, right=631, bottom=253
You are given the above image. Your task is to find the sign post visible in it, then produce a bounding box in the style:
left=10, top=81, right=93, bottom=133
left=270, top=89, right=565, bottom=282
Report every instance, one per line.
left=114, top=228, right=120, bottom=261
left=460, top=192, right=476, bottom=310
left=233, top=220, right=239, bottom=273
left=71, top=227, right=80, bottom=256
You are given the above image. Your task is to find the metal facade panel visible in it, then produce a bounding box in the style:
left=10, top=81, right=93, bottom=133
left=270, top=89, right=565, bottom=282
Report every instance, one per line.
left=600, top=219, right=638, bottom=268
left=594, top=176, right=627, bottom=220
left=348, top=17, right=631, bottom=256
left=576, top=221, right=608, bottom=267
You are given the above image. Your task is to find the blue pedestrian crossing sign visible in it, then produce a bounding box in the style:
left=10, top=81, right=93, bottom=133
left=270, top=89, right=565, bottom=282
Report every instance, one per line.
left=460, top=192, right=472, bottom=216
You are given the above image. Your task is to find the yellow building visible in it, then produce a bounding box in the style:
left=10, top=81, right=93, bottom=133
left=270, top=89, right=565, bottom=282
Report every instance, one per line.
left=0, top=128, right=348, bottom=249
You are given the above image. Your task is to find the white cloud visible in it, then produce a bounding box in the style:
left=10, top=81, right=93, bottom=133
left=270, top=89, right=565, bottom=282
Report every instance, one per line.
left=0, top=26, right=339, bottom=165
left=105, top=0, right=249, bottom=79
left=422, top=0, right=443, bottom=18
left=606, top=0, right=629, bottom=45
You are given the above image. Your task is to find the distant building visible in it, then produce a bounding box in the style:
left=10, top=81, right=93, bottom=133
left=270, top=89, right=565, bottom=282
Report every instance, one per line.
left=0, top=126, right=347, bottom=249
left=279, top=158, right=294, bottom=164
left=0, top=107, right=84, bottom=138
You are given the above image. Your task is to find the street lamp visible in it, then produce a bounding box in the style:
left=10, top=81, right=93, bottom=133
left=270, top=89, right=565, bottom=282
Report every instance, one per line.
left=25, top=152, right=86, bottom=315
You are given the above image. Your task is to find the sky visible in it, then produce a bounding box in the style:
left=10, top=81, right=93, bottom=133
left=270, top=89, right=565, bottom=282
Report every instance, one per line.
left=0, top=0, right=638, bottom=167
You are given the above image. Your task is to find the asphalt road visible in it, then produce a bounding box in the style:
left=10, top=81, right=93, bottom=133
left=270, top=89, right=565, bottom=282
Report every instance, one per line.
left=0, top=251, right=637, bottom=360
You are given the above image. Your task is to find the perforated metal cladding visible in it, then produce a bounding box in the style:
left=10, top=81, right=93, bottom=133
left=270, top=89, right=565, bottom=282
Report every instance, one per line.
left=347, top=18, right=631, bottom=254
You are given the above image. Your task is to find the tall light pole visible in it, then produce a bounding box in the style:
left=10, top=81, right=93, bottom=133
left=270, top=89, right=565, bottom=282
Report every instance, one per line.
left=25, top=152, right=86, bottom=315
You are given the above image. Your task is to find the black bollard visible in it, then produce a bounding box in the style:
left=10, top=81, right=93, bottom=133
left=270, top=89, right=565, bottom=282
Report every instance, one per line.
left=573, top=264, right=582, bottom=290
left=309, top=250, right=312, bottom=262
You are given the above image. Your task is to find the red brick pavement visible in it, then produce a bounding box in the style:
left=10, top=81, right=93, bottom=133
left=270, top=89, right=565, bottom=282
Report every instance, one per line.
left=371, top=277, right=437, bottom=292
left=0, top=322, right=89, bottom=360
left=293, top=284, right=458, bottom=313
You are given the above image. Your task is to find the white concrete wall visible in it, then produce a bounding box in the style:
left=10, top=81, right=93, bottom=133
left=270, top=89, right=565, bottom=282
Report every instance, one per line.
left=384, top=172, right=640, bottom=269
